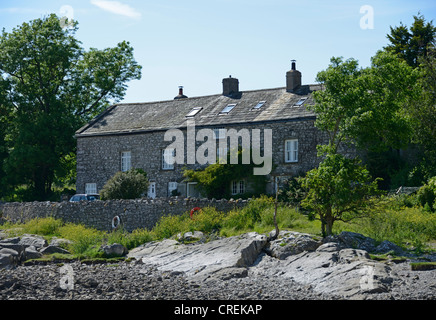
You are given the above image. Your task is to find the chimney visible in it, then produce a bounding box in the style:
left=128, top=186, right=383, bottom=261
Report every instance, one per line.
left=174, top=86, right=188, bottom=100
left=222, top=75, right=239, bottom=96
left=286, top=60, right=301, bottom=92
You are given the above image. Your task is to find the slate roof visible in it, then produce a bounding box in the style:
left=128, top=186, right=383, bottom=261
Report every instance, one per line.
left=75, top=84, right=321, bottom=137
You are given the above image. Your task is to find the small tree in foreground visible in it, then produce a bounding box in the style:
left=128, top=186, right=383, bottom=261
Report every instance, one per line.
left=299, top=153, right=383, bottom=237
left=100, top=169, right=149, bottom=200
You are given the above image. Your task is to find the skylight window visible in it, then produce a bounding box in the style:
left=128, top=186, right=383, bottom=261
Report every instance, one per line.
left=253, top=101, right=266, bottom=110
left=220, top=104, right=237, bottom=114
left=294, top=97, right=307, bottom=107
left=186, top=107, right=202, bottom=118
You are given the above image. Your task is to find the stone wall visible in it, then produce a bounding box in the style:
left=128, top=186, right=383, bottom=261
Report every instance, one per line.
left=0, top=198, right=248, bottom=232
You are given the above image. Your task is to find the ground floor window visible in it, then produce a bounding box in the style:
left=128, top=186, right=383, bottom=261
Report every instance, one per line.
left=231, top=180, right=245, bottom=195
left=85, top=183, right=97, bottom=194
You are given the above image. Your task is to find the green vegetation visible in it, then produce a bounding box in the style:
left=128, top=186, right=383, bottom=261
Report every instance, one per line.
left=100, top=169, right=149, bottom=200
left=1, top=195, right=435, bottom=262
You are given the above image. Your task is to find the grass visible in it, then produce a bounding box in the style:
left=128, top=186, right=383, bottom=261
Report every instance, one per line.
left=1, top=195, right=435, bottom=260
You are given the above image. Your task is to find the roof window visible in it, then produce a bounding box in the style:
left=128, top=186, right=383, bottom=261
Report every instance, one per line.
left=252, top=101, right=266, bottom=110
left=186, top=107, right=202, bottom=118
left=220, top=104, right=237, bottom=114
left=294, top=97, right=307, bottom=107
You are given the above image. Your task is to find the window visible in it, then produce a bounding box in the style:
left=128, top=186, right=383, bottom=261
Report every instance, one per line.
left=85, top=183, right=97, bottom=195
left=294, top=97, right=307, bottom=107
left=285, top=139, right=299, bottom=163
left=217, top=146, right=228, bottom=162
left=168, top=182, right=178, bottom=196
left=220, top=104, right=237, bottom=114
left=253, top=101, right=266, bottom=110
left=186, top=107, right=202, bottom=118
left=121, top=151, right=131, bottom=172
left=162, top=148, right=175, bottom=170
left=231, top=180, right=245, bottom=195
left=213, top=127, right=226, bottom=140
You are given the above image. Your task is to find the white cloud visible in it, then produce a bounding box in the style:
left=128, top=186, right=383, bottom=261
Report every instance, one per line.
left=90, top=0, right=141, bottom=19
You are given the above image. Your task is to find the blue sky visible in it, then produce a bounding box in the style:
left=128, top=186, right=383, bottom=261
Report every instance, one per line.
left=1, top=0, right=435, bottom=103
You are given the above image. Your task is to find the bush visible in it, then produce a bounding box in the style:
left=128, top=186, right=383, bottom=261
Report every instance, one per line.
left=100, top=169, right=149, bottom=200
left=417, top=176, right=436, bottom=212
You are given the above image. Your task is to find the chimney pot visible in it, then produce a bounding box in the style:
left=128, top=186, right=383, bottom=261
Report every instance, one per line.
left=174, top=86, right=188, bottom=100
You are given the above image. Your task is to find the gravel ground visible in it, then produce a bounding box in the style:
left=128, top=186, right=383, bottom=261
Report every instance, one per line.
left=0, top=258, right=434, bottom=301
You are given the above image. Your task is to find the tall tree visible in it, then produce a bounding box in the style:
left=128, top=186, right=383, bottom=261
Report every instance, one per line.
left=385, top=14, right=436, bottom=68
left=0, top=15, right=142, bottom=200
left=309, top=51, right=417, bottom=156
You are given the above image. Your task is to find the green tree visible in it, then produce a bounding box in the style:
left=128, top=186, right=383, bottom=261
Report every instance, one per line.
left=100, top=169, right=149, bottom=200
left=408, top=49, right=436, bottom=178
left=310, top=51, right=417, bottom=155
left=300, top=153, right=382, bottom=237
left=385, top=14, right=436, bottom=68
left=0, top=15, right=142, bottom=200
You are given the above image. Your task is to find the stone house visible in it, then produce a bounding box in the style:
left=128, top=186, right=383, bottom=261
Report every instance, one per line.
left=75, top=62, right=330, bottom=198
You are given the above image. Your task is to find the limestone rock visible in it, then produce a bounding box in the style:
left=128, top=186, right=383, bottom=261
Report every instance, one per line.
left=101, top=243, right=127, bottom=257
left=128, top=232, right=267, bottom=281
left=264, top=230, right=322, bottom=259
left=19, top=235, right=48, bottom=250
left=40, top=245, right=71, bottom=255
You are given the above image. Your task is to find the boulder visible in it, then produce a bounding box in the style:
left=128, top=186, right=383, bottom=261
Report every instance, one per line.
left=19, top=235, right=48, bottom=250
left=375, top=240, right=404, bottom=255
left=0, top=248, right=20, bottom=269
left=177, top=231, right=204, bottom=242
left=40, top=245, right=71, bottom=255
left=101, top=243, right=127, bottom=257
left=324, top=232, right=377, bottom=252
left=264, top=230, right=322, bottom=259
left=0, top=253, right=15, bottom=270
left=24, top=246, right=43, bottom=260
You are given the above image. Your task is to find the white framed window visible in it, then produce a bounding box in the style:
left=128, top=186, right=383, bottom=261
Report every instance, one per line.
left=186, top=107, right=202, bottom=118
left=231, top=180, right=245, bottom=195
left=121, top=151, right=131, bottom=172
left=85, top=183, right=97, bottom=195
left=285, top=139, right=299, bottom=163
left=168, top=182, right=178, bottom=196
left=213, top=127, right=226, bottom=140
left=252, top=101, right=266, bottom=110
left=162, top=148, right=175, bottom=170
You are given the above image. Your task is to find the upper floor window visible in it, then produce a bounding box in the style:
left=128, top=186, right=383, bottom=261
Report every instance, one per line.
left=162, top=148, right=175, bottom=170
left=252, top=101, right=266, bottom=110
left=121, top=151, right=131, bottom=172
left=285, top=139, right=299, bottom=163
left=186, top=107, right=202, bottom=118
left=294, top=97, right=307, bottom=107
left=220, top=104, right=237, bottom=114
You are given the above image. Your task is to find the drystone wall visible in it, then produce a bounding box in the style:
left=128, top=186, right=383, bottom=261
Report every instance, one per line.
left=0, top=198, right=248, bottom=232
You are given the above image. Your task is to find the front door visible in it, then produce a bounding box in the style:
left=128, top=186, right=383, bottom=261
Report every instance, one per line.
left=148, top=182, right=156, bottom=199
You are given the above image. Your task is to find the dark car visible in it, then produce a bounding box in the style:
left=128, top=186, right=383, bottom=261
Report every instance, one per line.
left=69, top=194, right=100, bottom=202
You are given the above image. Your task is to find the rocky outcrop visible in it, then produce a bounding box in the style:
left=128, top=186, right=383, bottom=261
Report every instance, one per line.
left=0, top=234, right=71, bottom=269
left=127, top=230, right=415, bottom=298
left=128, top=232, right=267, bottom=282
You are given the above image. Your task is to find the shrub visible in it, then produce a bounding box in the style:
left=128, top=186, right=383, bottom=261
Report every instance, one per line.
left=417, top=176, right=436, bottom=212
left=100, top=169, right=149, bottom=200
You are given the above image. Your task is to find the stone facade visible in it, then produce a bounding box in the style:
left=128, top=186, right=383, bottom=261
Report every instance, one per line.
left=76, top=119, right=329, bottom=198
